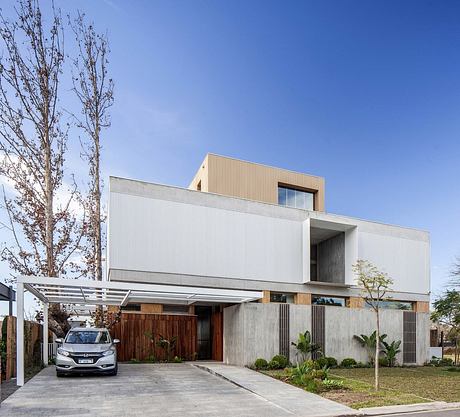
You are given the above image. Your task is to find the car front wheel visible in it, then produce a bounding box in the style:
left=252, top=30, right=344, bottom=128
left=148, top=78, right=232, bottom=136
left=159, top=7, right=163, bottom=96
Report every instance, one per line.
left=110, top=363, right=118, bottom=376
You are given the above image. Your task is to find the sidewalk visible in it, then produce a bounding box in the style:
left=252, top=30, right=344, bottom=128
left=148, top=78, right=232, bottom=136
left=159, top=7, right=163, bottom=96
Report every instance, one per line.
left=195, top=363, right=360, bottom=417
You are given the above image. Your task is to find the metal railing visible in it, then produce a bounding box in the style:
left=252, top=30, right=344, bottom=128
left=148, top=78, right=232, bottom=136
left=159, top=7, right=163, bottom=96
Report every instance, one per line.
left=40, top=342, right=57, bottom=363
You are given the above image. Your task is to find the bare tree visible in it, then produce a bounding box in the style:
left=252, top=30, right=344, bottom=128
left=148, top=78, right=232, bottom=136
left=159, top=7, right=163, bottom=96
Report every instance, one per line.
left=0, top=0, right=84, bottom=336
left=353, top=259, right=393, bottom=391
left=70, top=11, right=114, bottom=284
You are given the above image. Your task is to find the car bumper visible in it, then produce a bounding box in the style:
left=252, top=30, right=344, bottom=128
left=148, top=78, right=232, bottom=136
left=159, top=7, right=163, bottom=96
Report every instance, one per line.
left=56, top=353, right=116, bottom=373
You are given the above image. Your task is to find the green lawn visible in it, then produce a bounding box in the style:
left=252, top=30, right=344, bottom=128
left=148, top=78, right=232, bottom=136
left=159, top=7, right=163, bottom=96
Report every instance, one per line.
left=263, top=366, right=460, bottom=409
left=331, top=367, right=460, bottom=407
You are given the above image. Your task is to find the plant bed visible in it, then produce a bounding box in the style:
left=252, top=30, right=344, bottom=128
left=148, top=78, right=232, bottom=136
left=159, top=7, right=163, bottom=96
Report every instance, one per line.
left=260, top=365, right=460, bottom=409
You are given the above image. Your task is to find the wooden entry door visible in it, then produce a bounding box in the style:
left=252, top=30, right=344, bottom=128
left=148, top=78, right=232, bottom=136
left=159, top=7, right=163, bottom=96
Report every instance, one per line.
left=211, top=310, right=223, bottom=361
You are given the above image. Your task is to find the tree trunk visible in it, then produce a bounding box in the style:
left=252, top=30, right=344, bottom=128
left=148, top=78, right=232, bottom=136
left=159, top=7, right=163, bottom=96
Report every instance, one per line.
left=94, top=123, right=102, bottom=282
left=44, top=143, right=55, bottom=277
left=375, top=310, right=380, bottom=391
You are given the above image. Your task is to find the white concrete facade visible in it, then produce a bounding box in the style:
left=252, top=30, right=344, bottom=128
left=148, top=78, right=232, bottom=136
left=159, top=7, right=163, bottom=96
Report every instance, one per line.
left=108, top=177, right=430, bottom=301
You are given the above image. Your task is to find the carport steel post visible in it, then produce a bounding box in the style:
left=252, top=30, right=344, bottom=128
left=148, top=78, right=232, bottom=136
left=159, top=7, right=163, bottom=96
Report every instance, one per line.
left=16, top=280, right=49, bottom=387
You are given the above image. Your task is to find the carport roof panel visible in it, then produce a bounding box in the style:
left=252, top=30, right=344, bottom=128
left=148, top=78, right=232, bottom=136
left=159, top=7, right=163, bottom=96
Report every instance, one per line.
left=18, top=275, right=263, bottom=306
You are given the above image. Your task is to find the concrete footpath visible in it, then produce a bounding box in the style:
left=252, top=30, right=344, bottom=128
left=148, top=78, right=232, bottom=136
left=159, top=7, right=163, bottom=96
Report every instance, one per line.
left=196, top=363, right=359, bottom=417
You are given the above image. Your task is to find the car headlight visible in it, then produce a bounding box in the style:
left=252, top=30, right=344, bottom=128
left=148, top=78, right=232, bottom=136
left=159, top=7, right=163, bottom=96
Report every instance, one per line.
left=102, top=349, right=114, bottom=356
left=57, top=347, right=70, bottom=357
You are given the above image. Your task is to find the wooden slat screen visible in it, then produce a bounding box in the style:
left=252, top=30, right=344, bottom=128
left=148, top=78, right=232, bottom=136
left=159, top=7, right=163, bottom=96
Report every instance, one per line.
left=311, top=305, right=325, bottom=360
left=111, top=312, right=197, bottom=361
left=403, top=311, right=417, bottom=364
left=279, top=304, right=290, bottom=360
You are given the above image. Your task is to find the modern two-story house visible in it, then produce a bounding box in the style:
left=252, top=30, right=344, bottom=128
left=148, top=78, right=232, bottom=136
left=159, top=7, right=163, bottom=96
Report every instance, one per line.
left=107, top=154, right=430, bottom=365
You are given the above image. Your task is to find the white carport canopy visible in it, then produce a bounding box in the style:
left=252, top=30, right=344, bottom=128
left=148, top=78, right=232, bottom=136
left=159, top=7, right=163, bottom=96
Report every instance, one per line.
left=16, top=275, right=263, bottom=386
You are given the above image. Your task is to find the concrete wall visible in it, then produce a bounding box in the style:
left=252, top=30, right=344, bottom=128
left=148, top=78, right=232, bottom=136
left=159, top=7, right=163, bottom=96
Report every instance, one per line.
left=223, top=303, right=430, bottom=366
left=317, top=233, right=345, bottom=284
left=223, top=303, right=279, bottom=365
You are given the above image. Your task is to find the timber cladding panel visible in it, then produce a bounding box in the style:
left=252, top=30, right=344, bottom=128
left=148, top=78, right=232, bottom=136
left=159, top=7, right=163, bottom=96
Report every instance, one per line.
left=111, top=313, right=197, bottom=362
left=2, top=316, right=43, bottom=381
left=211, top=311, right=223, bottom=361
left=193, top=154, right=325, bottom=211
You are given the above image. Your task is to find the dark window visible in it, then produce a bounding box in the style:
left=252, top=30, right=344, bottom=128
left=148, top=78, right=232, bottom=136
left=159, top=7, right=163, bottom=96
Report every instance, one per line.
left=197, top=180, right=201, bottom=191
left=278, top=186, right=314, bottom=210
left=312, top=295, right=346, bottom=307
left=121, top=303, right=141, bottom=311
left=364, top=300, right=413, bottom=310
left=163, top=304, right=189, bottom=314
left=270, top=292, right=294, bottom=303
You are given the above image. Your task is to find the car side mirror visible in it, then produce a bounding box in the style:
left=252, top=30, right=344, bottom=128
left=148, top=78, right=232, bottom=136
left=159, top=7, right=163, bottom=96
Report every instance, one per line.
left=55, top=338, right=63, bottom=344
left=113, top=339, right=120, bottom=344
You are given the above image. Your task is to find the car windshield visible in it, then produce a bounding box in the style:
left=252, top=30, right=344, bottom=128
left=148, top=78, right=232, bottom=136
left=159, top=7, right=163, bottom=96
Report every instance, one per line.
left=65, top=330, right=111, bottom=344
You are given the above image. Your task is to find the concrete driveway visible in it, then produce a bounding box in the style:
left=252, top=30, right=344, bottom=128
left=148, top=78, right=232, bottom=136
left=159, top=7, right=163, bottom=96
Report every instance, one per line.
left=0, top=363, right=355, bottom=417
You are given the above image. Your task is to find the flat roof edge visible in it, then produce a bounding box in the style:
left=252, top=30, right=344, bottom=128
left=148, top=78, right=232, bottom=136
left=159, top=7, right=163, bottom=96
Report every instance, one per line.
left=109, top=176, right=429, bottom=237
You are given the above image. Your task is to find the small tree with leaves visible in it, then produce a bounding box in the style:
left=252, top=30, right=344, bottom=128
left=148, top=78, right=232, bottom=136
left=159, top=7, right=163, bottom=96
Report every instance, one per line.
left=353, top=259, right=393, bottom=390
left=431, top=290, right=460, bottom=365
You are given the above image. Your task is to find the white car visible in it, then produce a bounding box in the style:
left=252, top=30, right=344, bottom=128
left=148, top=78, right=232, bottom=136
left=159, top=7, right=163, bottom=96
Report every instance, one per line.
left=55, top=327, right=119, bottom=377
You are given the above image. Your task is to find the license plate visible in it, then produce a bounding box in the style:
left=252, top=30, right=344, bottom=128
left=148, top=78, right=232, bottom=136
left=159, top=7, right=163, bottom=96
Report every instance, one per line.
left=78, top=359, right=93, bottom=364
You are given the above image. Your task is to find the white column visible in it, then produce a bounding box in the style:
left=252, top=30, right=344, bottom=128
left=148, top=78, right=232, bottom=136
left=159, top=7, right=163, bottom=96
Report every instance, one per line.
left=43, top=302, right=49, bottom=366
left=16, top=281, right=24, bottom=386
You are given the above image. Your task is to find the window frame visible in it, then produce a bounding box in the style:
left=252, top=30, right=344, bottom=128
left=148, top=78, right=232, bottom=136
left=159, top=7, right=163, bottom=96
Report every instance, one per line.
left=277, top=184, right=315, bottom=211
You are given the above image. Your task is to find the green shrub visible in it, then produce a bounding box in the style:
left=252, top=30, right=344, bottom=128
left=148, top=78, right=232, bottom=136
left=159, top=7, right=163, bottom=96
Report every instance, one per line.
left=439, top=358, right=454, bottom=366
left=340, top=358, right=357, bottom=368
left=173, top=356, right=183, bottom=363
left=268, top=359, right=281, bottom=370
left=321, top=378, right=345, bottom=390
left=378, top=357, right=389, bottom=367
left=446, top=366, right=460, bottom=372
left=303, top=359, right=321, bottom=370
left=317, top=356, right=337, bottom=368
left=429, top=357, right=453, bottom=367
left=271, top=354, right=289, bottom=369
left=355, top=361, right=371, bottom=368
left=130, top=358, right=140, bottom=364
left=254, top=358, right=269, bottom=370
left=311, top=369, right=328, bottom=380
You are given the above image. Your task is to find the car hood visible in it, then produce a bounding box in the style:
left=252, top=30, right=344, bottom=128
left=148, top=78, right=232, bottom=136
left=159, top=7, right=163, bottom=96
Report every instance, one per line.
left=61, top=343, right=113, bottom=353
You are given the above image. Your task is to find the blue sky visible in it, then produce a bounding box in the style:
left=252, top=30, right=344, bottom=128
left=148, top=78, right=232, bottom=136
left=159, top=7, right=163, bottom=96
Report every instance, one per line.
left=1, top=0, right=460, bottom=314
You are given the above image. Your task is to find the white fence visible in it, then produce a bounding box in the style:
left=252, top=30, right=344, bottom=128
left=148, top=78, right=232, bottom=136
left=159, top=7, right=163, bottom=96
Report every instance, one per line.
left=40, top=342, right=58, bottom=362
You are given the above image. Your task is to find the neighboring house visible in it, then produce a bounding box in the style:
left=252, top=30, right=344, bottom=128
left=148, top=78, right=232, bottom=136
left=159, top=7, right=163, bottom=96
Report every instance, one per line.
left=107, top=153, right=430, bottom=365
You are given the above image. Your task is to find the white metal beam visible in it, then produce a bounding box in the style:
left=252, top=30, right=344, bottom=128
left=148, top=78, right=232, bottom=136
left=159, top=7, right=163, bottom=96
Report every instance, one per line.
left=17, top=282, right=24, bottom=386
left=43, top=302, right=48, bottom=367
left=18, top=275, right=263, bottom=300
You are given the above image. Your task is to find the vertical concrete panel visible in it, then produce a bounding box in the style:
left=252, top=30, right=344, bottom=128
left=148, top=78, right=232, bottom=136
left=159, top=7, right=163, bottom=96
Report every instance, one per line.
left=289, top=305, right=311, bottom=363
left=380, top=310, right=404, bottom=365
left=243, top=304, right=279, bottom=365
left=317, top=233, right=345, bottom=283
left=223, top=305, right=245, bottom=365
left=416, top=312, right=431, bottom=365
left=325, top=307, right=406, bottom=365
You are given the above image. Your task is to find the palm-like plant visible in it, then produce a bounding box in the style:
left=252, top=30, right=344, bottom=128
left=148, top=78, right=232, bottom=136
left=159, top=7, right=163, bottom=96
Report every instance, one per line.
left=353, top=331, right=387, bottom=364
left=382, top=340, right=401, bottom=367
left=156, top=335, right=177, bottom=362
left=291, top=330, right=321, bottom=362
